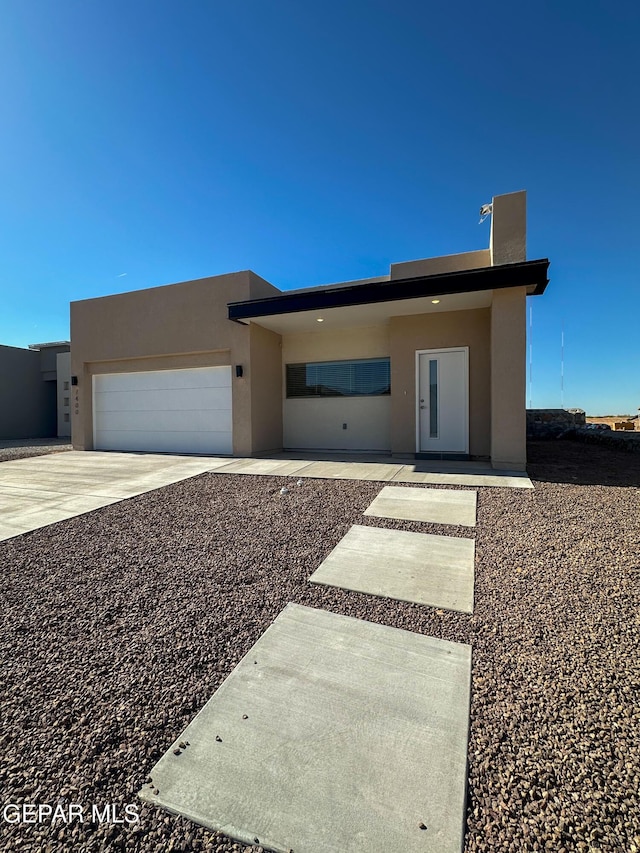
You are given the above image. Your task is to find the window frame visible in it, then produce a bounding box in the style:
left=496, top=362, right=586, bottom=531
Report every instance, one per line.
left=285, top=357, right=391, bottom=399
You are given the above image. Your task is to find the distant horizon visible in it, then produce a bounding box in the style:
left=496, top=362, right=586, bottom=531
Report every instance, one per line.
left=586, top=413, right=638, bottom=419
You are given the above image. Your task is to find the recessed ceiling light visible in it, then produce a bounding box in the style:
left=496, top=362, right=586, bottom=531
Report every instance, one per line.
left=431, top=299, right=440, bottom=304
left=316, top=318, right=324, bottom=322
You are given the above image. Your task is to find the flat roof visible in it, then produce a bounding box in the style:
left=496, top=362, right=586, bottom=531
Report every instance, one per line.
left=228, top=258, right=549, bottom=322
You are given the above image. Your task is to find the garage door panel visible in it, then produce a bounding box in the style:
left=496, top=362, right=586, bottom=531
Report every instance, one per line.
left=94, top=387, right=233, bottom=414
left=96, top=408, right=233, bottom=433
left=96, top=367, right=232, bottom=393
left=94, top=430, right=232, bottom=455
left=93, top=367, right=233, bottom=455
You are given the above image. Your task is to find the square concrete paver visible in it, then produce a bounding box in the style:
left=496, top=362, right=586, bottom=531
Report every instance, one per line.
left=210, top=458, right=314, bottom=477
left=140, top=604, right=472, bottom=853
left=310, top=525, right=475, bottom=613
left=364, top=485, right=476, bottom=527
left=297, top=460, right=404, bottom=481
left=392, top=465, right=533, bottom=488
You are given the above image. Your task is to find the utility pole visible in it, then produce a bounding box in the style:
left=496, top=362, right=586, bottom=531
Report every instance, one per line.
left=528, top=305, right=533, bottom=409
left=560, top=327, right=564, bottom=409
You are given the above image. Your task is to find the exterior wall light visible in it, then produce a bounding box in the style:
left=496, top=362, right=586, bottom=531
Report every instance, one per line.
left=235, top=365, right=243, bottom=378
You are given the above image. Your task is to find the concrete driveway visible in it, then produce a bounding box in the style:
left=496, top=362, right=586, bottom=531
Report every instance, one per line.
left=0, top=451, right=231, bottom=542
left=0, top=449, right=532, bottom=543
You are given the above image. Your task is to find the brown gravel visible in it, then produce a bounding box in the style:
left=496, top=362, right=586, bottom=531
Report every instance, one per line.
left=0, top=439, right=638, bottom=853
left=0, top=439, right=72, bottom=464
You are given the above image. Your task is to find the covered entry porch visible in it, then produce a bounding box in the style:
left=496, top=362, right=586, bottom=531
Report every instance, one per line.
left=229, top=259, right=549, bottom=471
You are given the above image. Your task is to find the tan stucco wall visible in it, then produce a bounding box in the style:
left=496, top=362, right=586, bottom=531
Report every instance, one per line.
left=389, top=309, right=491, bottom=457
left=248, top=271, right=284, bottom=300
left=70, top=271, right=281, bottom=454
left=249, top=323, right=283, bottom=453
left=282, top=325, right=390, bottom=363
left=72, top=272, right=253, bottom=363
left=490, top=191, right=526, bottom=265
left=490, top=287, right=527, bottom=469
left=282, top=325, right=391, bottom=451
left=284, top=397, right=391, bottom=450
left=390, top=249, right=491, bottom=280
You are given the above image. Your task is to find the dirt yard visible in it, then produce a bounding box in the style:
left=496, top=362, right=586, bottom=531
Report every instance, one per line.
left=0, top=439, right=638, bottom=852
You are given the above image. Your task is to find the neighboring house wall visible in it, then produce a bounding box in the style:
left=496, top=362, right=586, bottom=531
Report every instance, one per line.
left=38, top=344, right=71, bottom=380
left=56, top=351, right=72, bottom=437
left=282, top=326, right=391, bottom=451
left=70, top=271, right=281, bottom=455
left=0, top=345, right=57, bottom=439
left=389, top=309, right=491, bottom=458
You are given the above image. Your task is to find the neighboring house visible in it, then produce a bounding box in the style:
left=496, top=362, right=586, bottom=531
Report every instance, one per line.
left=0, top=341, right=71, bottom=439
left=70, top=190, right=549, bottom=470
left=55, top=350, right=72, bottom=438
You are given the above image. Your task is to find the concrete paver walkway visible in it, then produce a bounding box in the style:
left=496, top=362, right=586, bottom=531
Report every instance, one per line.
left=309, top=524, right=475, bottom=613
left=364, top=485, right=477, bottom=526
left=213, top=454, right=533, bottom=488
left=140, top=603, right=472, bottom=853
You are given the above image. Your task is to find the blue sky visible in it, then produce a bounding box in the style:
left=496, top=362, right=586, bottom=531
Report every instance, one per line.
left=1, top=0, right=638, bottom=414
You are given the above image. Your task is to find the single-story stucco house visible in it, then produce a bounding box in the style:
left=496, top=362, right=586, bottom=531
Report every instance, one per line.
left=70, top=190, right=549, bottom=471
left=0, top=341, right=71, bottom=439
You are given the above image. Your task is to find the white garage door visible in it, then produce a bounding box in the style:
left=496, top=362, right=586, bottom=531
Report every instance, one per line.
left=93, top=366, right=233, bottom=454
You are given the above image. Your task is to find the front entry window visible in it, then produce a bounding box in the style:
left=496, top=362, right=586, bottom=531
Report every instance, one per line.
left=286, top=358, right=391, bottom=398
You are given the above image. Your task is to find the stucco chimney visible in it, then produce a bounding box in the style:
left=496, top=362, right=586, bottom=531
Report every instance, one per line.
left=490, top=190, right=526, bottom=265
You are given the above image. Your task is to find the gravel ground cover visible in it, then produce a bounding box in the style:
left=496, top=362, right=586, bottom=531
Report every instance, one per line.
left=1, top=439, right=638, bottom=853
left=0, top=439, right=72, bottom=464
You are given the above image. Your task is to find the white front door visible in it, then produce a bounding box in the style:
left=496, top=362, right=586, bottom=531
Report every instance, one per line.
left=416, top=348, right=468, bottom=454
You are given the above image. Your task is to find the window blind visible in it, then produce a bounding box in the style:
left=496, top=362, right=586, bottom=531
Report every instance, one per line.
left=286, top=358, right=391, bottom=398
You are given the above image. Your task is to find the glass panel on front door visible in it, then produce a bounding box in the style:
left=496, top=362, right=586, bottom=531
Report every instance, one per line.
left=429, top=359, right=438, bottom=438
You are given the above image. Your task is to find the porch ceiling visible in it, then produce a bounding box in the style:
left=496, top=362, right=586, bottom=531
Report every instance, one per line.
left=238, top=289, right=493, bottom=333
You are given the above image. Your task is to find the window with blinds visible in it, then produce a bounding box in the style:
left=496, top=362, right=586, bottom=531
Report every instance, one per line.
left=286, top=358, right=391, bottom=398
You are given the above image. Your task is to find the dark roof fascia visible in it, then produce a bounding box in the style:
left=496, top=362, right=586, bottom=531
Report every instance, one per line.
left=28, top=341, right=71, bottom=350
left=228, top=258, right=550, bottom=322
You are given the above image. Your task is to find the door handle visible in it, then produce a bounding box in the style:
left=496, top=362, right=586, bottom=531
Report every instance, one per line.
left=420, top=405, right=426, bottom=409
